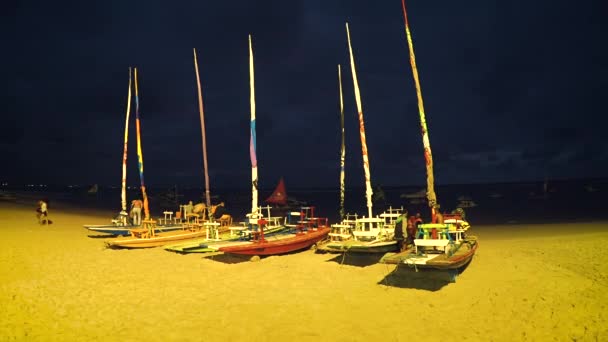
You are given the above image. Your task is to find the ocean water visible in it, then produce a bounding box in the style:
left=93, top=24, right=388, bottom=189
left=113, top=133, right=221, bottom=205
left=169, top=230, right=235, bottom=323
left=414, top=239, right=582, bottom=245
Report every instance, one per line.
left=6, top=178, right=607, bottom=226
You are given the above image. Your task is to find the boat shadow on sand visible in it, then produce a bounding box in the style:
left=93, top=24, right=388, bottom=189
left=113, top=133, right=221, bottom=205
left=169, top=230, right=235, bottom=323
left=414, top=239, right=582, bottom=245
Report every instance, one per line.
left=87, top=234, right=117, bottom=239
left=323, top=253, right=386, bottom=267
left=203, top=253, right=253, bottom=264
left=377, top=262, right=472, bottom=291
left=204, top=248, right=326, bottom=264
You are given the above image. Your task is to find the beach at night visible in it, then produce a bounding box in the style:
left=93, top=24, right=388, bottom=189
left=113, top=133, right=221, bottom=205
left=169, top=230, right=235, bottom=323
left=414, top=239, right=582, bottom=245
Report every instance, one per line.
left=1, top=199, right=606, bottom=341
left=5, top=0, right=606, bottom=340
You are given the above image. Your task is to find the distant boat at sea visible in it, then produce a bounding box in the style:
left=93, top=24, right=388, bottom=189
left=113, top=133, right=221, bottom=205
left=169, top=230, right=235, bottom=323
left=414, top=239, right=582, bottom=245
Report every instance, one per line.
left=456, top=196, right=477, bottom=208
left=585, top=185, right=598, bottom=193
left=87, top=184, right=98, bottom=195
left=400, top=188, right=426, bottom=199
left=457, top=199, right=477, bottom=208
left=0, top=191, right=17, bottom=201
left=400, top=188, right=427, bottom=204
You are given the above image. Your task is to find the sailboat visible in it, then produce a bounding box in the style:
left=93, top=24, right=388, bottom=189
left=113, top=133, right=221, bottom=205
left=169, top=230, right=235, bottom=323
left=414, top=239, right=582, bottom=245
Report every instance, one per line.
left=265, top=177, right=288, bottom=206
left=216, top=35, right=330, bottom=258
left=265, top=177, right=307, bottom=209
left=164, top=43, right=290, bottom=254
left=317, top=23, right=404, bottom=254
left=380, top=0, right=478, bottom=276
left=105, top=67, right=209, bottom=248
left=84, top=68, right=181, bottom=236
left=87, top=184, right=98, bottom=195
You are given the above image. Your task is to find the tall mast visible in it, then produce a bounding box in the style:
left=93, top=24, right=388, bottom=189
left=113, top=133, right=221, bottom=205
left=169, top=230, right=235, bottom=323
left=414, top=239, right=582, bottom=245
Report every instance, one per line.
left=400, top=0, right=438, bottom=216
left=134, top=68, right=150, bottom=220
left=120, top=68, right=132, bottom=213
left=193, top=48, right=211, bottom=207
left=346, top=23, right=373, bottom=219
left=337, top=64, right=346, bottom=221
left=249, top=35, right=258, bottom=215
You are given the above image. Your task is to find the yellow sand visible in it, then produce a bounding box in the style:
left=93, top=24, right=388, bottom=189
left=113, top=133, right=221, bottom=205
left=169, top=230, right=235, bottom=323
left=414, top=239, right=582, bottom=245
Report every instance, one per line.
left=1, top=200, right=607, bottom=341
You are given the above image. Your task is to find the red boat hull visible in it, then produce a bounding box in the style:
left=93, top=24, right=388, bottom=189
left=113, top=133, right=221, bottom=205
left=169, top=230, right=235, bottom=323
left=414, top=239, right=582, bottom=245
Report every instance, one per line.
left=219, top=227, right=330, bottom=256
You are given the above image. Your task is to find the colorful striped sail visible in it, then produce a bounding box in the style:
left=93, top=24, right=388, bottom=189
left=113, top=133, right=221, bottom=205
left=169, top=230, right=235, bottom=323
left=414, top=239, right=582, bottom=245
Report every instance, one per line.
left=120, top=68, right=132, bottom=213
left=249, top=35, right=258, bottom=215
left=193, top=48, right=211, bottom=208
left=133, top=68, right=150, bottom=220
left=400, top=0, right=438, bottom=214
left=337, top=64, right=346, bottom=221
left=345, top=23, right=374, bottom=219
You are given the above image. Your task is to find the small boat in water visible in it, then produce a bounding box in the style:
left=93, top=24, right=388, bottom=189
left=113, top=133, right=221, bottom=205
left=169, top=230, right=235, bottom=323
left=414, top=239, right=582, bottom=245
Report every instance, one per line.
left=0, top=191, right=17, bottom=201
left=456, top=196, right=478, bottom=208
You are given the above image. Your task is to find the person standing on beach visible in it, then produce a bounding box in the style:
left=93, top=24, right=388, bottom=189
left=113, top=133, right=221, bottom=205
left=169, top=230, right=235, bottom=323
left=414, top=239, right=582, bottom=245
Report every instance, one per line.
left=36, top=199, right=48, bottom=224
left=394, top=211, right=407, bottom=251
left=131, top=199, right=143, bottom=225
left=407, top=212, right=422, bottom=241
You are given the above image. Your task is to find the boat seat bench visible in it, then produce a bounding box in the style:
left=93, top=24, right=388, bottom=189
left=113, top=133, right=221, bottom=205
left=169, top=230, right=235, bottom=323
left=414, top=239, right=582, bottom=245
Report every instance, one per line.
left=130, top=228, right=150, bottom=238
left=352, top=231, right=378, bottom=240
left=414, top=239, right=451, bottom=253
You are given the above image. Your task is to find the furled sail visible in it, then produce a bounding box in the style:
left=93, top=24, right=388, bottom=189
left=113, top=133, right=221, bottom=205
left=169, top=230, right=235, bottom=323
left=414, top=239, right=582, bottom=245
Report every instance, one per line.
left=345, top=23, right=374, bottom=219
left=193, top=48, right=211, bottom=207
left=400, top=0, right=438, bottom=215
left=133, top=68, right=150, bottom=220
left=120, top=68, right=132, bottom=213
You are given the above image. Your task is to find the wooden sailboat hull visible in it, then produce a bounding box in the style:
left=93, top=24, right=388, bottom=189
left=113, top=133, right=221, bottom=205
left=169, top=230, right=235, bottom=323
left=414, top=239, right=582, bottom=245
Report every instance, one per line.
left=164, top=225, right=288, bottom=253
left=84, top=224, right=183, bottom=236
left=218, top=227, right=330, bottom=256
left=105, top=229, right=209, bottom=249
left=317, top=239, right=398, bottom=254
left=380, top=238, right=478, bottom=269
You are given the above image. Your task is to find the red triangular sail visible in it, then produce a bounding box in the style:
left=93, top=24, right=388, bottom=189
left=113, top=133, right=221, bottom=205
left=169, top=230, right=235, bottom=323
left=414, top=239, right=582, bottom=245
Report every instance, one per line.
left=265, top=177, right=288, bottom=206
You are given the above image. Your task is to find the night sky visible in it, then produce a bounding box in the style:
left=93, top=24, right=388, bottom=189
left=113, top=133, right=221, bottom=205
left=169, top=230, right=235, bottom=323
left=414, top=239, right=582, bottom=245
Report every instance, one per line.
left=3, top=0, right=607, bottom=189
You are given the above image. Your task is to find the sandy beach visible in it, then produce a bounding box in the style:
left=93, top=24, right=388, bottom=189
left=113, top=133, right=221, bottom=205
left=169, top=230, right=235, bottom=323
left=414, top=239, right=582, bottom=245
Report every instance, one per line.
left=1, top=199, right=607, bottom=341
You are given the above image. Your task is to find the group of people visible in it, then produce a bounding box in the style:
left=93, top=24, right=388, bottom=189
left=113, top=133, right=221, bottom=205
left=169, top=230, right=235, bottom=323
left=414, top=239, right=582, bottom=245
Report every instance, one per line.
left=393, top=205, right=467, bottom=251
left=125, top=198, right=230, bottom=227
left=393, top=210, right=423, bottom=251
left=182, top=200, right=229, bottom=222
